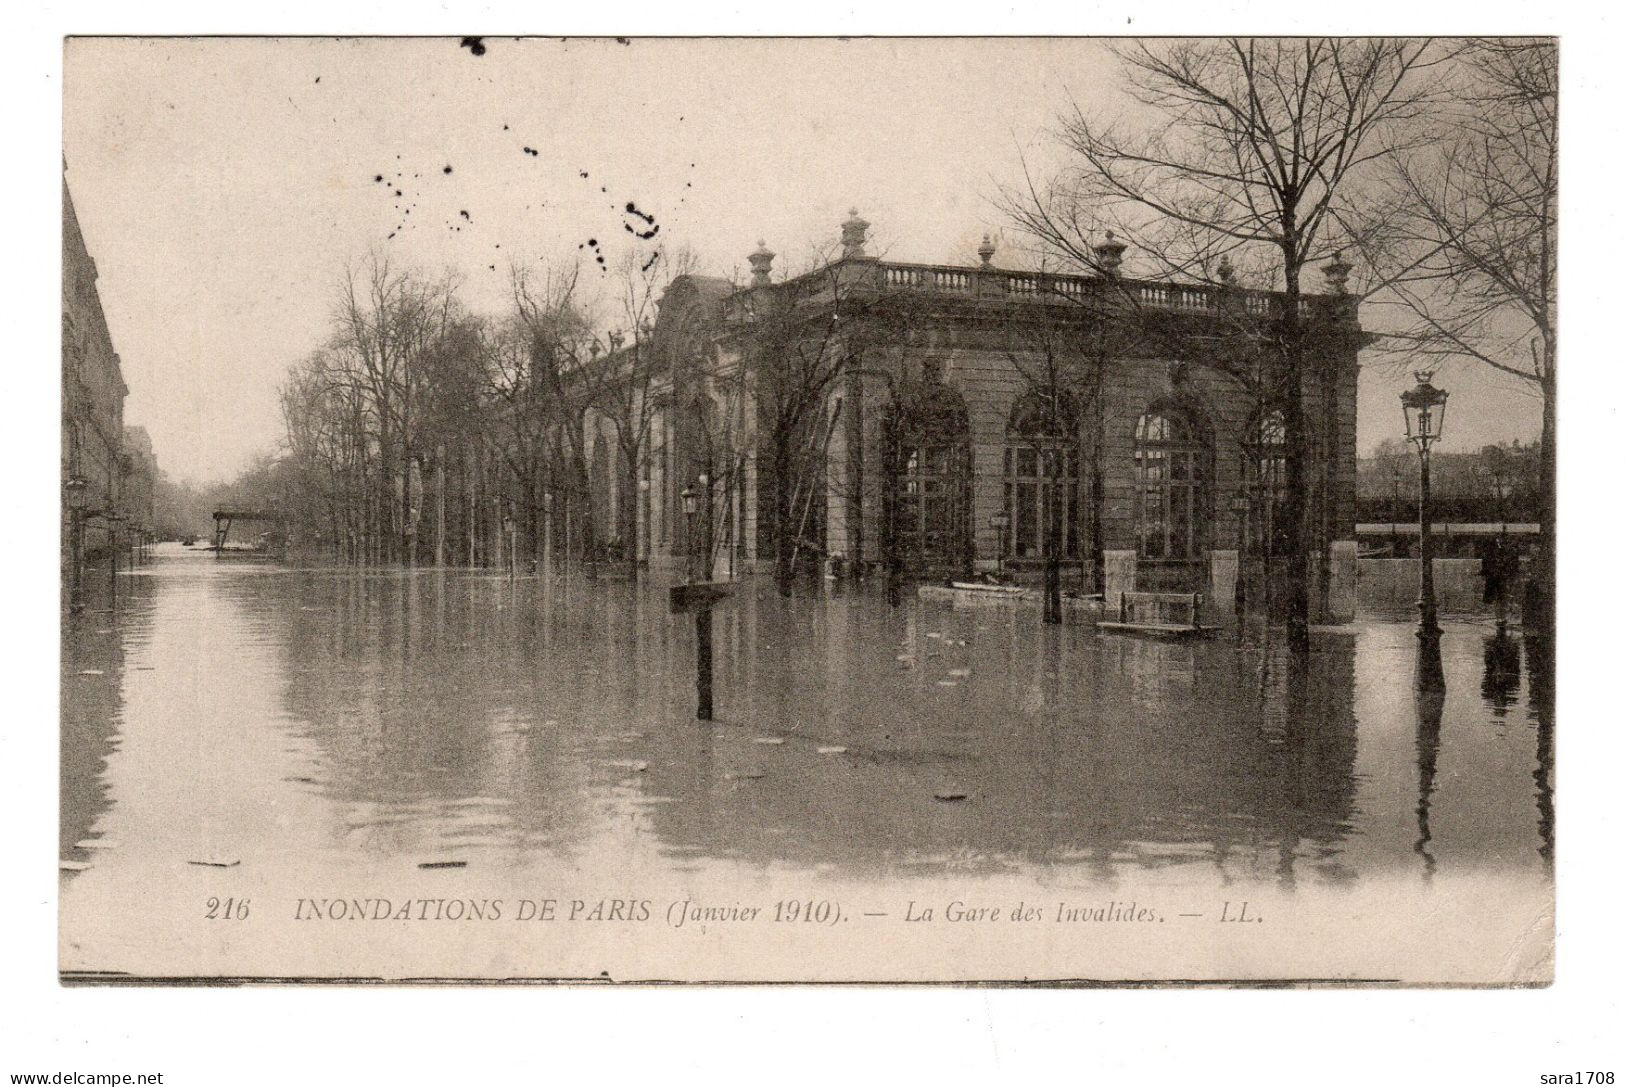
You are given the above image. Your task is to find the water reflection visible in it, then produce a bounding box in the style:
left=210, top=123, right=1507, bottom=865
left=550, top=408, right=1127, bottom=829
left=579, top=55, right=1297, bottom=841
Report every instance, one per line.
left=60, top=548, right=1556, bottom=904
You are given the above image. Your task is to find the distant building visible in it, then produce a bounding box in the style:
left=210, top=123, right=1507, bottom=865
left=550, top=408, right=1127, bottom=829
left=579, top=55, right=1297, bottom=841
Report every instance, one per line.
left=121, top=425, right=159, bottom=540
left=578, top=211, right=1364, bottom=602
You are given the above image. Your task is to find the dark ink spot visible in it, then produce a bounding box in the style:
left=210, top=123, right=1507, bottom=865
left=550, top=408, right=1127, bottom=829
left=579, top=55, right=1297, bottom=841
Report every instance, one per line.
left=641, top=251, right=660, bottom=273
left=443, top=165, right=453, bottom=175
left=314, top=76, right=321, bottom=83
left=616, top=37, right=629, bottom=45
left=461, top=37, right=487, bottom=57
left=622, top=201, right=660, bottom=239
left=395, top=190, right=402, bottom=197
left=503, top=124, right=509, bottom=130
left=579, top=171, right=589, bottom=179
left=374, top=175, right=383, bottom=183
left=460, top=210, right=471, bottom=221
left=523, top=147, right=539, bottom=157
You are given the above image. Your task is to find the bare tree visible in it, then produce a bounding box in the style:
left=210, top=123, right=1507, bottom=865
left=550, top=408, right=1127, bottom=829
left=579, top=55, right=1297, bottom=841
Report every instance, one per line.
left=1003, top=38, right=1449, bottom=648
left=1360, top=39, right=1556, bottom=636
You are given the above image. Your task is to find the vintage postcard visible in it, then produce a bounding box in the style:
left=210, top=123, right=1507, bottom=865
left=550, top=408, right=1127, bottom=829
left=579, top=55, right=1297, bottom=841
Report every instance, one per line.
left=59, top=36, right=1555, bottom=985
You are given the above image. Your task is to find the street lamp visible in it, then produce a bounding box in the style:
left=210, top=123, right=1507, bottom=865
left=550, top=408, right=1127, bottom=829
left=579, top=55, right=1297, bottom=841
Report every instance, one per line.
left=1401, top=370, right=1448, bottom=641
left=1229, top=492, right=1251, bottom=615
left=988, top=513, right=1010, bottom=576
left=64, top=477, right=88, bottom=614
left=680, top=484, right=698, bottom=582
left=1390, top=464, right=1403, bottom=555
left=541, top=490, right=554, bottom=577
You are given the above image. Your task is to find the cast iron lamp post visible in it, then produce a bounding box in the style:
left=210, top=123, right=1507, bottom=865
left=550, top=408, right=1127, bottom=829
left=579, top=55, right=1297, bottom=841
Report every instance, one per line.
left=1401, top=370, right=1449, bottom=642
left=680, top=484, right=698, bottom=583
left=65, top=476, right=88, bottom=614
left=988, top=513, right=1010, bottom=577
left=1229, top=491, right=1251, bottom=616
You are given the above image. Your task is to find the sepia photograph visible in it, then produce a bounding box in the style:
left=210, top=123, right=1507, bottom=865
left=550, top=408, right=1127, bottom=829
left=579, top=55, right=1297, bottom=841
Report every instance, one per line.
left=56, top=34, right=1559, bottom=987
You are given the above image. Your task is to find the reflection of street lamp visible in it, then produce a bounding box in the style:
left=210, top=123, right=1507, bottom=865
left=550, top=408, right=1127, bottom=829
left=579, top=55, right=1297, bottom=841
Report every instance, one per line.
left=680, top=484, right=698, bottom=582
left=1401, top=370, right=1449, bottom=643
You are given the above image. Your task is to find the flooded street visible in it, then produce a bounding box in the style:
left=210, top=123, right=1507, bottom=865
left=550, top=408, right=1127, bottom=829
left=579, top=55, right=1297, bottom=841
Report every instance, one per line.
left=59, top=544, right=1554, bottom=981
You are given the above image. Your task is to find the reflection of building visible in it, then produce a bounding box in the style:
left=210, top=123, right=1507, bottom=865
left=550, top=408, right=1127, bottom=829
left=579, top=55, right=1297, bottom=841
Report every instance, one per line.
left=582, top=212, right=1362, bottom=594
left=62, top=172, right=129, bottom=570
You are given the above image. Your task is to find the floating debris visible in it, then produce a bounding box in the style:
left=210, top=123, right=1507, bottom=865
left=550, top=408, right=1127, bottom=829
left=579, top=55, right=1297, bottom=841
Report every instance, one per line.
left=947, top=668, right=971, bottom=677
left=609, top=759, right=650, bottom=773
left=936, top=680, right=959, bottom=687
left=59, top=860, right=92, bottom=872
left=187, top=859, right=240, bottom=868
left=725, top=771, right=765, bottom=781
left=752, top=737, right=786, bottom=745
left=817, top=746, right=848, bottom=755
left=933, top=792, right=969, bottom=802
left=74, top=839, right=118, bottom=850
left=418, top=860, right=467, bottom=870
left=77, top=670, right=104, bottom=676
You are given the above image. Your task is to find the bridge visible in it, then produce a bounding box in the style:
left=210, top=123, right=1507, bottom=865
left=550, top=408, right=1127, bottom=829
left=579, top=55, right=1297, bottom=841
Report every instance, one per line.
left=211, top=508, right=287, bottom=554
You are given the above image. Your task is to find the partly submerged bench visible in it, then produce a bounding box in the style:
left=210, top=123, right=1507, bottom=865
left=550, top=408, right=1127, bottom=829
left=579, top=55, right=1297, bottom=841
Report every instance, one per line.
left=1096, top=591, right=1213, bottom=638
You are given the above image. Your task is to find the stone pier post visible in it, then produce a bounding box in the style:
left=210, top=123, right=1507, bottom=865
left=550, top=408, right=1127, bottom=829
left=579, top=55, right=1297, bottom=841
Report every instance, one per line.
left=1103, top=550, right=1137, bottom=611
left=1209, top=549, right=1239, bottom=622
left=1328, top=540, right=1358, bottom=623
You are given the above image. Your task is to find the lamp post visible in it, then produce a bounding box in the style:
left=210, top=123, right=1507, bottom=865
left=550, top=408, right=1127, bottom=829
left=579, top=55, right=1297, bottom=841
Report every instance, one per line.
left=698, top=471, right=711, bottom=581
left=679, top=481, right=713, bottom=720
left=1229, top=492, right=1251, bottom=616
left=680, top=484, right=699, bottom=583
left=1401, top=370, right=1449, bottom=644
left=1390, top=464, right=1403, bottom=556
left=541, top=490, right=554, bottom=579
left=65, top=476, right=88, bottom=614
left=988, top=513, right=1010, bottom=577
left=105, top=511, right=124, bottom=608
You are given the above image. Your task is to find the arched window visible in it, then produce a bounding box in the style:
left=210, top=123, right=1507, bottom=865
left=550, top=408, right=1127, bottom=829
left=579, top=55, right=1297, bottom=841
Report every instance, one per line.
left=1004, top=389, right=1082, bottom=562
left=1135, top=406, right=1209, bottom=560
left=885, top=382, right=972, bottom=571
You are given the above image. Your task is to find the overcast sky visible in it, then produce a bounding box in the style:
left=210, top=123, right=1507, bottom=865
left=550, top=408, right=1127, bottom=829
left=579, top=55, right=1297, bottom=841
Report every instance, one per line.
left=63, top=37, right=1543, bottom=486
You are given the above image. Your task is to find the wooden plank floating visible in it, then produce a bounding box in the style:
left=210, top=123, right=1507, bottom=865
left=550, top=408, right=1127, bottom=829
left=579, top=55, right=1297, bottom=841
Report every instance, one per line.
left=1097, top=592, right=1215, bottom=638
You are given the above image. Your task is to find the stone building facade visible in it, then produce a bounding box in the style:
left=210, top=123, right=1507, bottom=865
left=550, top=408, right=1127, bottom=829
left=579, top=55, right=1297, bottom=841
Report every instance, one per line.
left=582, top=212, right=1363, bottom=609
left=62, top=174, right=130, bottom=568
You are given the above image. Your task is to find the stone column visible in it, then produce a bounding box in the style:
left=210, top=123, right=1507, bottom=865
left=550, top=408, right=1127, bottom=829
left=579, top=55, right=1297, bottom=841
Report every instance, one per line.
left=1209, top=549, right=1239, bottom=622
left=1103, top=550, right=1137, bottom=610
left=1328, top=540, right=1358, bottom=623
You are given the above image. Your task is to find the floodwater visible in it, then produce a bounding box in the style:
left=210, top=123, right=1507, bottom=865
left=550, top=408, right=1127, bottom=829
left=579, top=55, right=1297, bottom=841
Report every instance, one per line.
left=59, top=544, right=1554, bottom=980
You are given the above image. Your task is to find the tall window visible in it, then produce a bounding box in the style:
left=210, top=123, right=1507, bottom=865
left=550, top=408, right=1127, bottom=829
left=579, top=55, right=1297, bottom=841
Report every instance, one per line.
left=1004, top=390, right=1082, bottom=561
left=1245, top=409, right=1290, bottom=556
left=885, top=383, right=972, bottom=570
left=1135, top=407, right=1209, bottom=560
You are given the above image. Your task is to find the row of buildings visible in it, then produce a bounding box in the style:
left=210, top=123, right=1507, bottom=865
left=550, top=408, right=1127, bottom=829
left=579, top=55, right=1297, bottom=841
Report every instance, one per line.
left=569, top=211, right=1362, bottom=608
left=63, top=170, right=160, bottom=603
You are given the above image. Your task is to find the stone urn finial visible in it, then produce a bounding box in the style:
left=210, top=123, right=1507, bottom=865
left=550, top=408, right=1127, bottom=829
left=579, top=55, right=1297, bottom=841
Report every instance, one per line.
left=748, top=239, right=775, bottom=287
left=1217, top=253, right=1235, bottom=285
left=1323, top=250, right=1352, bottom=295
left=978, top=233, right=997, bottom=268
left=1095, top=230, right=1127, bottom=277
left=841, top=208, right=870, bottom=260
